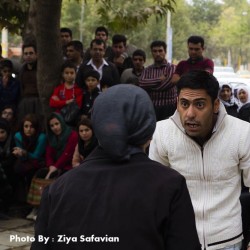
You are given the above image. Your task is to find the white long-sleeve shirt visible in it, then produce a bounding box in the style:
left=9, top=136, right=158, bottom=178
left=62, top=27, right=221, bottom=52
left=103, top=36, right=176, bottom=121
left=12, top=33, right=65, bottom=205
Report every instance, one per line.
left=149, top=103, right=250, bottom=250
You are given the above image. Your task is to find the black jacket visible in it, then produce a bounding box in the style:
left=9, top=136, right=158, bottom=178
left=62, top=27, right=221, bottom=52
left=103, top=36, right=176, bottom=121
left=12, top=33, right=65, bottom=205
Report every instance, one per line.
left=32, top=147, right=201, bottom=250
left=76, top=61, right=120, bottom=90
left=81, top=88, right=100, bottom=117
left=238, top=102, right=250, bottom=122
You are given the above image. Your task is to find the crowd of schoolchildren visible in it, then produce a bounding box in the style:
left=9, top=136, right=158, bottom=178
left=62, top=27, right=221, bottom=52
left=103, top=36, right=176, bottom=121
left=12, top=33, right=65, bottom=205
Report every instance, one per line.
left=0, top=25, right=250, bottom=224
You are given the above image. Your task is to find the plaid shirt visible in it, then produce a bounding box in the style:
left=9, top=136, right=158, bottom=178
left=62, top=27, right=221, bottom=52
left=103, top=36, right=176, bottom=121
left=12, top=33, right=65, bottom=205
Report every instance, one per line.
left=139, top=60, right=176, bottom=107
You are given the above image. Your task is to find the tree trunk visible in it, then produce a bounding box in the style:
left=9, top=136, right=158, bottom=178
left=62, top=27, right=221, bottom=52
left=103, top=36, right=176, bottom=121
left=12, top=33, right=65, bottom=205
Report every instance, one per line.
left=23, top=0, right=37, bottom=43
left=36, top=0, right=63, bottom=124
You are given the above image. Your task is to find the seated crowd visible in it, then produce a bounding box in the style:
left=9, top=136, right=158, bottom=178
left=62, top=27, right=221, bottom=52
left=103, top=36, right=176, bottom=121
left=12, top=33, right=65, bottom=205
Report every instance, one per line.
left=0, top=27, right=249, bottom=236
left=0, top=109, right=97, bottom=220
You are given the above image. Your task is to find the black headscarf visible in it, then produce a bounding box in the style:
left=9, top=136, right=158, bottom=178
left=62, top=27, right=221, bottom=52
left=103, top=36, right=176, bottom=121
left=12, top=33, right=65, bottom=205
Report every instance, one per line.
left=92, top=84, right=156, bottom=161
left=76, top=118, right=98, bottom=158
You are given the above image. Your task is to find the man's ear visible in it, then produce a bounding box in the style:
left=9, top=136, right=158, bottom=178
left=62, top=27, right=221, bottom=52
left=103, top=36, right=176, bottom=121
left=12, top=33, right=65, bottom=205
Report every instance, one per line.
left=213, top=98, right=220, bottom=114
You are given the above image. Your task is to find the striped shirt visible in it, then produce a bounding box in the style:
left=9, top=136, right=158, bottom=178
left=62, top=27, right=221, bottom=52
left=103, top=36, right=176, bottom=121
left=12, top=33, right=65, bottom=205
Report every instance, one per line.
left=139, top=60, right=176, bottom=107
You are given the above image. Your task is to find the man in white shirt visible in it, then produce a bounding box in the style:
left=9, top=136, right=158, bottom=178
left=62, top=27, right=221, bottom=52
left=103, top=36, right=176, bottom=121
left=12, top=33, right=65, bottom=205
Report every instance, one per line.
left=76, top=39, right=120, bottom=90
left=149, top=70, right=250, bottom=250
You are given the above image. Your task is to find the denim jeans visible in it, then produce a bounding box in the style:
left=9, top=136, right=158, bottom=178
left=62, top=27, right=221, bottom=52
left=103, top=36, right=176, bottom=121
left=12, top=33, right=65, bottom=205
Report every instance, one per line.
left=218, top=241, right=242, bottom=250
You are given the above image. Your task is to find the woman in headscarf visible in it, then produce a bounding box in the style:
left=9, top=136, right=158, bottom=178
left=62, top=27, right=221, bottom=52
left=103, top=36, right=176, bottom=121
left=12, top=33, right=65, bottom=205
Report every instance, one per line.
left=237, top=86, right=250, bottom=122
left=26, top=113, right=78, bottom=221
left=0, top=118, right=16, bottom=215
left=219, top=83, right=238, bottom=117
left=236, top=86, right=250, bottom=110
left=32, top=85, right=200, bottom=250
left=13, top=114, right=46, bottom=190
left=45, top=112, right=78, bottom=179
left=72, top=118, right=98, bottom=167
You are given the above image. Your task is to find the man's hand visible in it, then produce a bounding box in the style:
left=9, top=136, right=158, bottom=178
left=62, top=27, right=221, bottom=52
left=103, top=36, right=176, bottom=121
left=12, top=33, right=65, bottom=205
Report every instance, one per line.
left=159, top=74, right=167, bottom=81
left=114, top=56, right=125, bottom=66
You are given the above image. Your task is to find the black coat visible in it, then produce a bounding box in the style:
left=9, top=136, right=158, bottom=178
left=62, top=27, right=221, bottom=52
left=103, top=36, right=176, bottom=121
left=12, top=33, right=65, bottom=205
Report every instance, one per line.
left=238, top=103, right=250, bottom=122
left=76, top=61, right=120, bottom=90
left=225, top=104, right=238, bottom=117
left=80, top=88, right=100, bottom=117
left=32, top=147, right=200, bottom=250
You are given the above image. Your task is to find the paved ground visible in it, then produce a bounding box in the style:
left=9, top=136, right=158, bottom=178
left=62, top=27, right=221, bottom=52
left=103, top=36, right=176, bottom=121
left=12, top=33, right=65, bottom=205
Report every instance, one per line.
left=0, top=204, right=34, bottom=250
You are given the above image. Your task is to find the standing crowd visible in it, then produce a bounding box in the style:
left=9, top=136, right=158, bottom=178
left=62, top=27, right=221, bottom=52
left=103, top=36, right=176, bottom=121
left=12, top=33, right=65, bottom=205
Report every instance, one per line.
left=0, top=26, right=249, bottom=250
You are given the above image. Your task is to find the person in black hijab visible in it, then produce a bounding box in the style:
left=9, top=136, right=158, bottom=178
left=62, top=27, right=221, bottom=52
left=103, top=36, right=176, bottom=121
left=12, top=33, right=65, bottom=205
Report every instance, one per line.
left=32, top=84, right=200, bottom=250
left=72, top=118, right=98, bottom=167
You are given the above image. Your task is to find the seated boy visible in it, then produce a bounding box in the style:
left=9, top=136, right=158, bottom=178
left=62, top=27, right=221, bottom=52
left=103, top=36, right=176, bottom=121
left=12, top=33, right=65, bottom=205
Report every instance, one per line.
left=80, top=70, right=100, bottom=119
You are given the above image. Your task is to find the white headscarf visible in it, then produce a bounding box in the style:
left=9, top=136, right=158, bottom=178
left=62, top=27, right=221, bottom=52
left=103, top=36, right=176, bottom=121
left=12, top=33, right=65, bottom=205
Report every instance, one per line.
left=236, top=86, right=250, bottom=110
left=218, top=83, right=237, bottom=107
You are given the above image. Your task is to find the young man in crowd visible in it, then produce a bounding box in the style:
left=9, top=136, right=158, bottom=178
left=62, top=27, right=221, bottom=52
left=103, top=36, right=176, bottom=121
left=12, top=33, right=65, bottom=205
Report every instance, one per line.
left=120, top=49, right=146, bottom=85
left=139, top=40, right=176, bottom=121
left=84, top=26, right=113, bottom=61
left=171, top=36, right=214, bottom=84
left=150, top=70, right=250, bottom=250
left=76, top=39, right=120, bottom=90
left=66, top=40, right=84, bottom=72
left=108, top=34, right=134, bottom=76
left=60, top=27, right=73, bottom=59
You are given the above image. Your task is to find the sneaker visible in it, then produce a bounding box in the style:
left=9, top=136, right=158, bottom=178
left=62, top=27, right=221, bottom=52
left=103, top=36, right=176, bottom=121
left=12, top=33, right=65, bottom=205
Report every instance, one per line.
left=26, top=208, right=37, bottom=220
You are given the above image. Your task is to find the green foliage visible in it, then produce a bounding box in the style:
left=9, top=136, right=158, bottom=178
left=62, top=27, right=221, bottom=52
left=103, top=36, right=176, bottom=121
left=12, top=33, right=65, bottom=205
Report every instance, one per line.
left=61, top=0, right=176, bottom=59
left=61, top=0, right=81, bottom=39
left=95, top=0, right=176, bottom=32
left=2, top=0, right=250, bottom=68
left=0, top=0, right=29, bottom=34
left=209, top=1, right=250, bottom=67
left=191, top=0, right=222, bottom=26
left=171, top=0, right=193, bottom=60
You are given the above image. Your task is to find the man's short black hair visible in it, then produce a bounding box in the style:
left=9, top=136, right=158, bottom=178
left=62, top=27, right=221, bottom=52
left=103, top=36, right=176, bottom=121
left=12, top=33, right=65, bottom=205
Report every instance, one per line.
left=22, top=43, right=37, bottom=53
left=66, top=40, right=83, bottom=52
left=187, top=36, right=205, bottom=48
left=132, top=49, right=146, bottom=61
left=95, top=26, right=108, bottom=37
left=60, top=27, right=73, bottom=38
left=90, top=39, right=106, bottom=49
left=112, top=34, right=127, bottom=46
left=150, top=40, right=167, bottom=52
left=176, top=70, right=219, bottom=103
